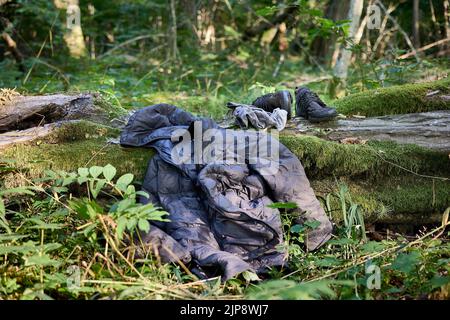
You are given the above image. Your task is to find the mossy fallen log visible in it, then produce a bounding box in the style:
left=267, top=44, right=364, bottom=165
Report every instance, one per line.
left=0, top=92, right=127, bottom=132
left=279, top=134, right=449, bottom=179
left=312, top=177, right=449, bottom=224
left=290, top=110, right=450, bottom=152
left=1, top=120, right=448, bottom=224
left=333, top=77, right=450, bottom=117
left=0, top=121, right=153, bottom=188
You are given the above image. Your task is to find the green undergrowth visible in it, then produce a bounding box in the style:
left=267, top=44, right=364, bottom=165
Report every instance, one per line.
left=138, top=91, right=229, bottom=119
left=333, top=77, right=450, bottom=116
left=1, top=164, right=449, bottom=300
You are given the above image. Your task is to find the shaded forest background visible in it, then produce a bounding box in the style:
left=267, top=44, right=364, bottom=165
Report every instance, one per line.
left=1, top=0, right=449, bottom=115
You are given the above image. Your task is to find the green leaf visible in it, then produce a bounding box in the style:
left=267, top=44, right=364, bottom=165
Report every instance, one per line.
left=87, top=203, right=100, bottom=219
left=138, top=219, right=150, bottom=233
left=78, top=167, right=89, bottom=177
left=115, top=198, right=134, bottom=213
left=116, top=216, right=127, bottom=239
left=0, top=234, right=29, bottom=242
left=68, top=198, right=102, bottom=220
left=223, top=25, right=241, bottom=39
left=360, top=241, right=388, bottom=254
left=125, top=184, right=136, bottom=197
left=290, top=224, right=306, bottom=234
left=314, top=256, right=342, bottom=267
left=246, top=279, right=352, bottom=300
left=82, top=223, right=97, bottom=239
left=116, top=173, right=134, bottom=192
left=77, top=176, right=88, bottom=184
left=0, top=187, right=35, bottom=196
left=24, top=254, right=60, bottom=267
left=89, top=179, right=106, bottom=199
left=390, top=251, right=421, bottom=274
left=241, top=271, right=260, bottom=282
left=0, top=198, right=4, bottom=216
left=0, top=244, right=37, bottom=255
left=267, top=202, right=297, bottom=209
left=103, top=164, right=116, bottom=181
left=135, top=191, right=149, bottom=198
left=62, top=176, right=76, bottom=187
left=430, top=275, right=450, bottom=289
left=0, top=242, right=61, bottom=255
left=256, top=6, right=277, bottom=17
left=126, top=217, right=137, bottom=231
left=304, top=220, right=321, bottom=230
left=26, top=218, right=64, bottom=230
left=89, top=166, right=103, bottom=178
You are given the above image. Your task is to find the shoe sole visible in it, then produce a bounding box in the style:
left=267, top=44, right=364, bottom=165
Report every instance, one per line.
left=308, top=115, right=338, bottom=123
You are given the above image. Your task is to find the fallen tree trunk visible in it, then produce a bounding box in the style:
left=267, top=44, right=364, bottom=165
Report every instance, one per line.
left=0, top=93, right=448, bottom=225
left=0, top=92, right=122, bottom=131
left=291, top=110, right=450, bottom=152
left=1, top=120, right=448, bottom=225
left=333, top=77, right=450, bottom=116
left=0, top=123, right=57, bottom=149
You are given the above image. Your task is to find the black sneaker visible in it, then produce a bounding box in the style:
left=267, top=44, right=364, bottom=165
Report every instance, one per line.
left=295, top=87, right=338, bottom=122
left=252, top=90, right=293, bottom=119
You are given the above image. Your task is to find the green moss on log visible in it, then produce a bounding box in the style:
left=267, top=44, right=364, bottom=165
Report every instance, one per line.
left=279, top=134, right=449, bottom=180
left=92, top=94, right=129, bottom=120
left=312, top=177, right=450, bottom=224
left=333, top=77, right=450, bottom=116
left=0, top=121, right=153, bottom=188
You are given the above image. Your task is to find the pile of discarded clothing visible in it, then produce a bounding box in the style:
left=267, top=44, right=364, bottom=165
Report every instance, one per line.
left=119, top=87, right=336, bottom=280
left=226, top=86, right=338, bottom=131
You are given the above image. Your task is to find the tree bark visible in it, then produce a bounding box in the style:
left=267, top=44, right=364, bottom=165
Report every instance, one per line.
left=0, top=93, right=107, bottom=132
left=333, top=0, right=364, bottom=81
left=169, top=0, right=180, bottom=61
left=311, top=0, right=349, bottom=64
left=412, top=0, right=421, bottom=48
left=53, top=0, right=87, bottom=58
left=291, top=110, right=450, bottom=152
left=444, top=0, right=450, bottom=52
left=330, top=0, right=363, bottom=97
left=1, top=31, right=25, bottom=72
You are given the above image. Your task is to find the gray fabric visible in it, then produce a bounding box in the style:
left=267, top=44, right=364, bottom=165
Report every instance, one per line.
left=136, top=224, right=192, bottom=264
left=120, top=103, right=332, bottom=280
left=226, top=102, right=288, bottom=131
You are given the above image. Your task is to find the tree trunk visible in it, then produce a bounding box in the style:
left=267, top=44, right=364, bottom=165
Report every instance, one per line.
left=0, top=93, right=108, bottom=132
left=331, top=0, right=364, bottom=96
left=1, top=32, right=25, bottom=72
left=311, top=0, right=349, bottom=64
left=169, top=0, right=179, bottom=61
left=412, top=0, right=421, bottom=48
left=53, top=0, right=87, bottom=58
left=444, top=0, right=450, bottom=52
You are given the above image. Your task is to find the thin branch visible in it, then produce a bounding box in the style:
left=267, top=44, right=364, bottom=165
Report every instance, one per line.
left=97, top=34, right=161, bottom=59
left=375, top=0, right=420, bottom=62
left=398, top=38, right=450, bottom=59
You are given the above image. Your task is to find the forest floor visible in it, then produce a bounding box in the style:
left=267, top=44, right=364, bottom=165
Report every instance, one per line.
left=0, top=54, right=449, bottom=300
